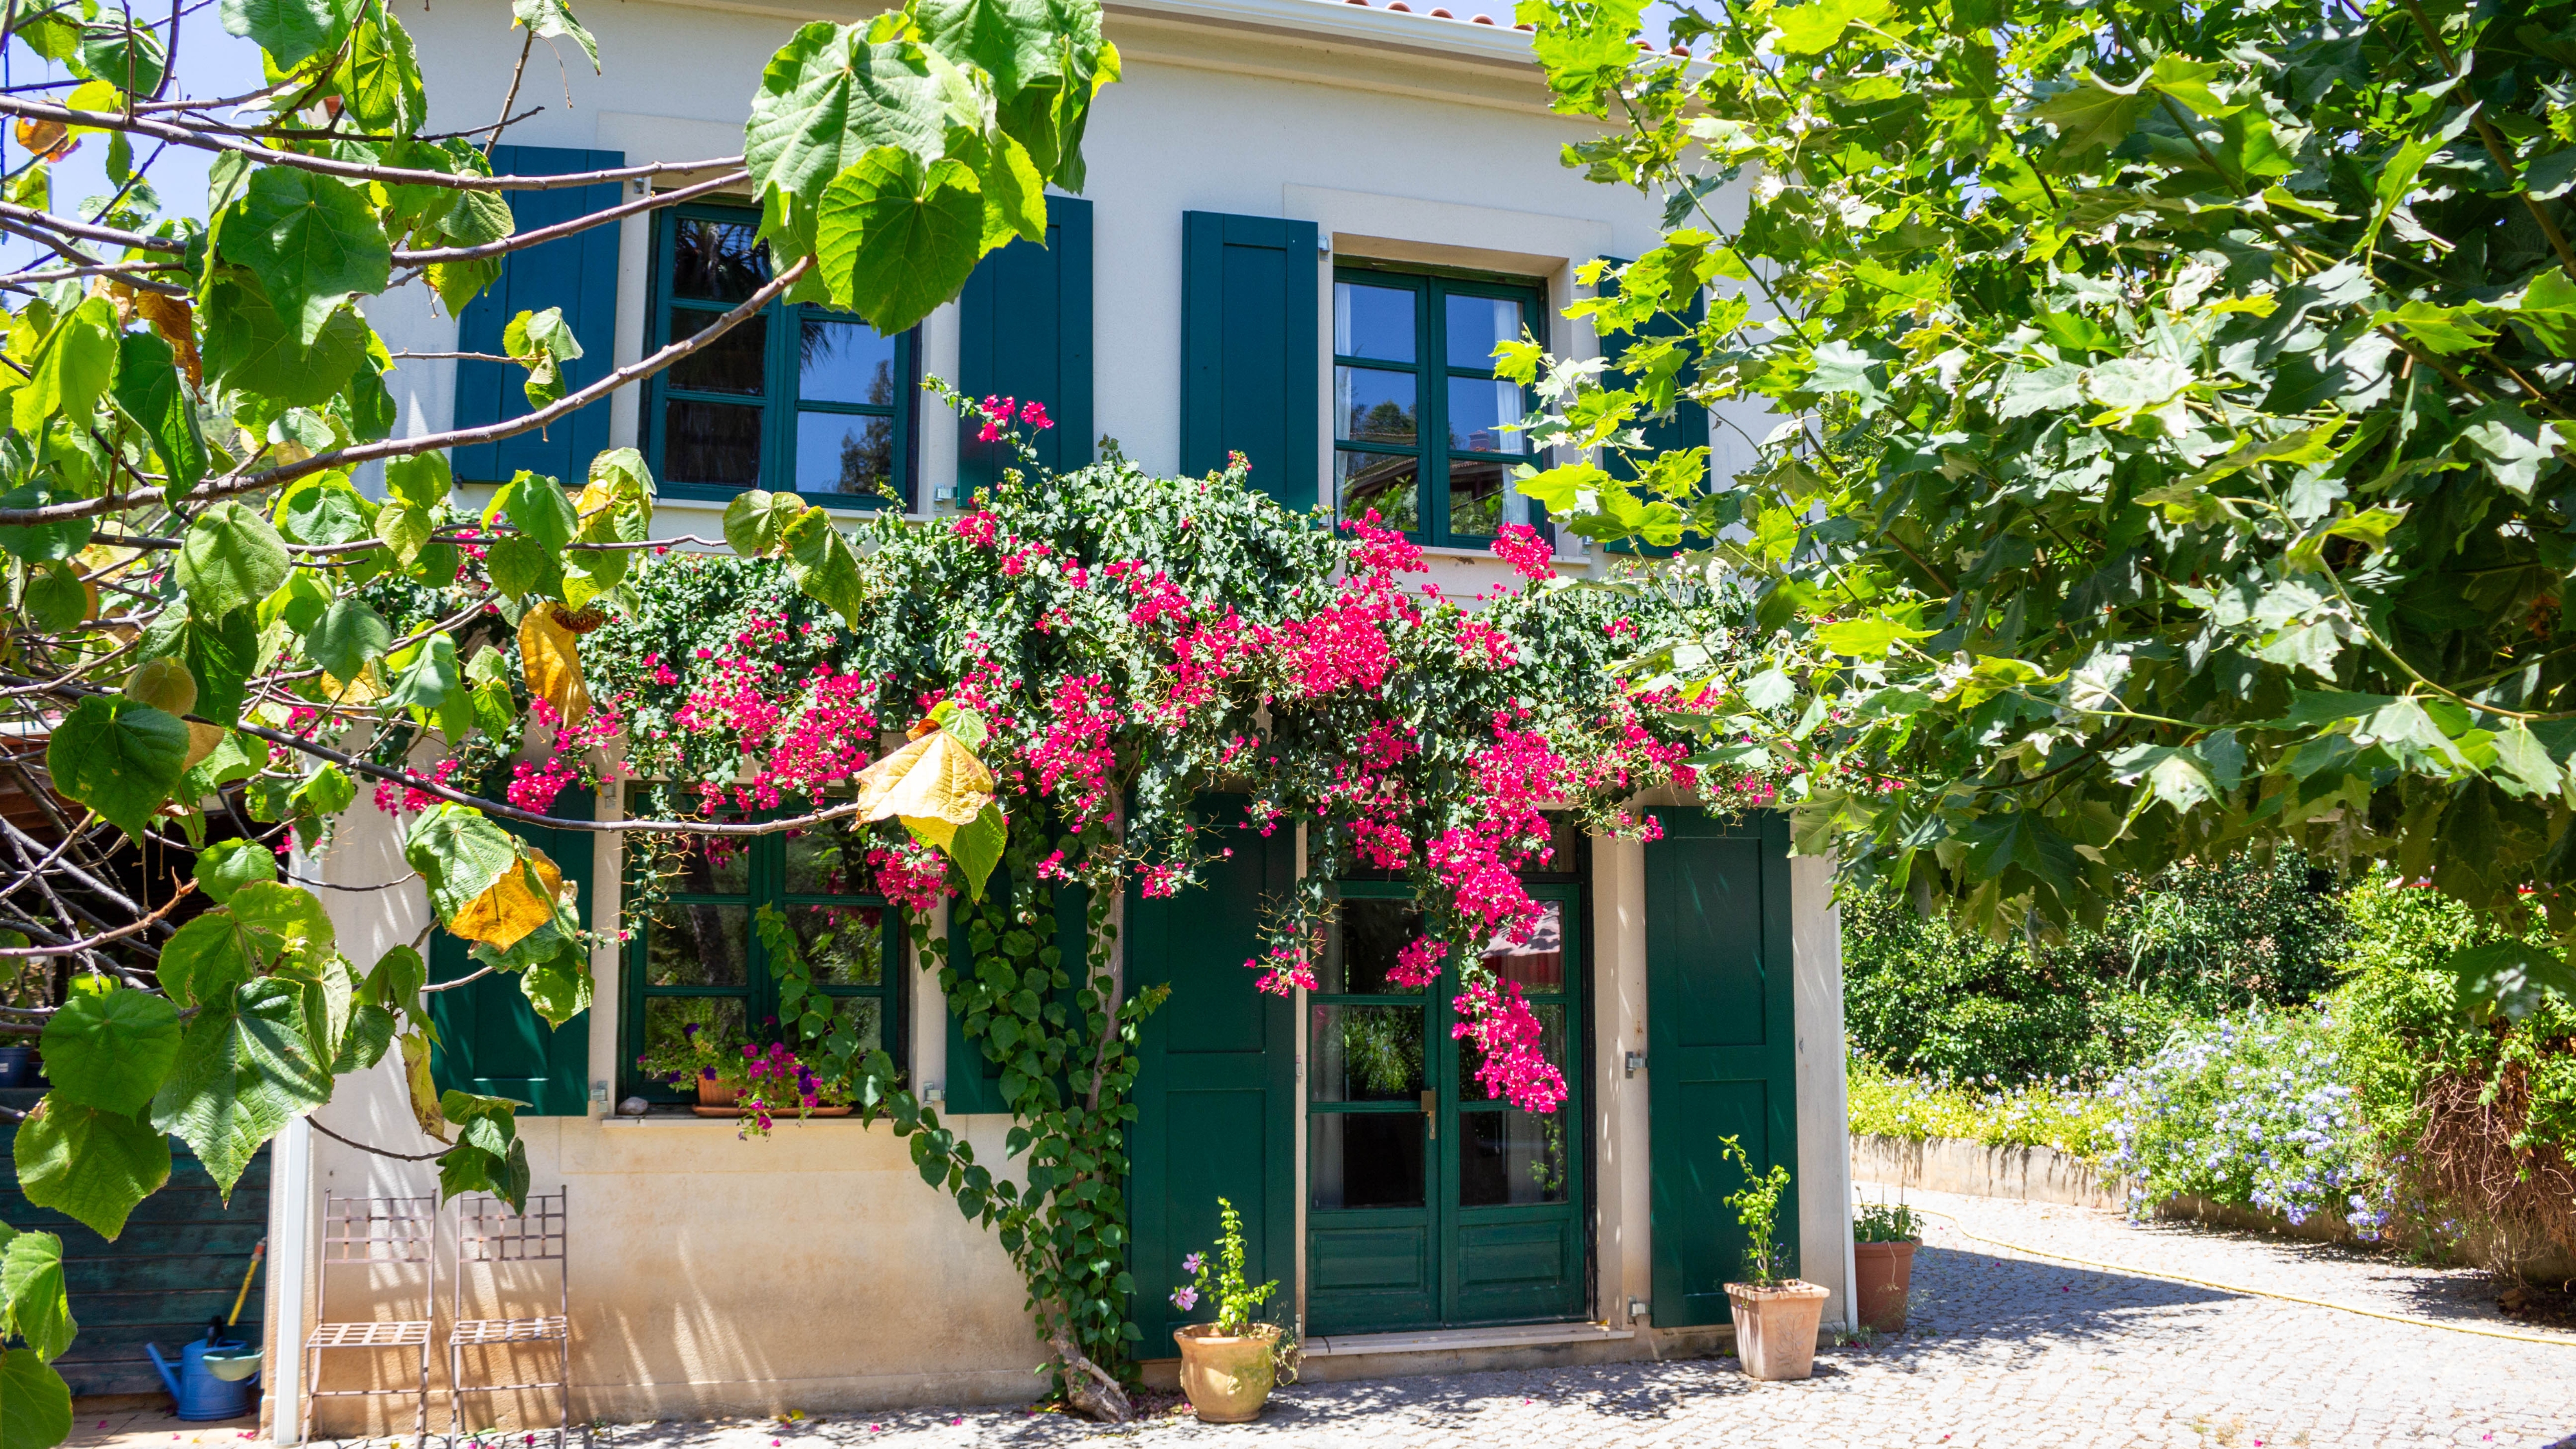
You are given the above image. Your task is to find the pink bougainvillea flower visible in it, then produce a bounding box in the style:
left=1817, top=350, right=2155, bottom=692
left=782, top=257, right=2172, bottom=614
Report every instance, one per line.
left=1491, top=522, right=1554, bottom=581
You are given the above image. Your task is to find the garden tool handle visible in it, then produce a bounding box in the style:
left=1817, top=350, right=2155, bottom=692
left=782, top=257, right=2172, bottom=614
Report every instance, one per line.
left=225, top=1240, right=266, bottom=1327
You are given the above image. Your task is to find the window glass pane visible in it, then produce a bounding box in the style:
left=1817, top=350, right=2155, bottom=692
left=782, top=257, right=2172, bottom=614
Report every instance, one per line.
left=783, top=819, right=870, bottom=895
left=1481, top=900, right=1564, bottom=991
left=649, top=832, right=751, bottom=895
left=787, top=904, right=885, bottom=987
left=1446, top=376, right=1526, bottom=454
left=798, top=317, right=900, bottom=405
left=1459, top=1110, right=1568, bottom=1206
left=1334, top=281, right=1416, bottom=363
left=1336, top=366, right=1417, bottom=444
left=828, top=995, right=886, bottom=1057
left=1311, top=1112, right=1426, bottom=1211
left=1337, top=452, right=1419, bottom=534
left=1446, top=293, right=1526, bottom=369
left=642, top=997, right=746, bottom=1082
left=662, top=400, right=762, bottom=488
left=647, top=902, right=749, bottom=987
left=668, top=309, right=766, bottom=395
left=1461, top=1003, right=1564, bottom=1101
left=796, top=412, right=896, bottom=499
left=1322, top=898, right=1426, bottom=994
left=1311, top=1005, right=1425, bottom=1101
left=1446, top=459, right=1510, bottom=540
left=671, top=218, right=770, bottom=302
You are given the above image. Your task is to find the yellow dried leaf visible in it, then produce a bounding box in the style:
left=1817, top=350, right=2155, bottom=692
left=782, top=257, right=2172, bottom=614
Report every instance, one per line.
left=853, top=728, right=996, bottom=837
left=574, top=478, right=618, bottom=524
left=319, top=667, right=384, bottom=706
left=13, top=117, right=71, bottom=161
left=182, top=722, right=225, bottom=771
left=132, top=290, right=199, bottom=389
left=518, top=607, right=591, bottom=728
left=401, top=1032, right=450, bottom=1143
left=450, top=846, right=563, bottom=953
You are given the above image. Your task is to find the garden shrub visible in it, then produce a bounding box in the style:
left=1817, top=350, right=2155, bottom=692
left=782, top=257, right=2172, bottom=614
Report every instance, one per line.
left=1846, top=1055, right=2117, bottom=1165
left=1842, top=851, right=2348, bottom=1085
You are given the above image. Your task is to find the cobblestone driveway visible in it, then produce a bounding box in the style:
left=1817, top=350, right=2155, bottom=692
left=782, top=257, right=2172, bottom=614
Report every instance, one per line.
left=595, top=1189, right=2574, bottom=1449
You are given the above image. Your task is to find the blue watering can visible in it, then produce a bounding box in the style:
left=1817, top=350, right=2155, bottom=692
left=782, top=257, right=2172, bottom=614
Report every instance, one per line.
left=144, top=1334, right=260, bottom=1421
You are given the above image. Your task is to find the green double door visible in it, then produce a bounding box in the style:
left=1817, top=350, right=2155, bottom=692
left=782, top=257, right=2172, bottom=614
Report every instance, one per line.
left=1306, top=884, right=1585, bottom=1334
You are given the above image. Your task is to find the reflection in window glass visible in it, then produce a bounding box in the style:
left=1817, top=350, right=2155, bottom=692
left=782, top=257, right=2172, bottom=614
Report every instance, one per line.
left=642, top=997, right=746, bottom=1079
left=782, top=820, right=866, bottom=895
left=796, top=412, right=895, bottom=497
left=1482, top=900, right=1564, bottom=990
left=1446, top=294, right=1525, bottom=369
left=657, top=831, right=752, bottom=895
left=1322, top=898, right=1426, bottom=994
left=789, top=904, right=885, bottom=987
left=1446, top=460, right=1510, bottom=540
left=830, top=995, right=886, bottom=1055
left=668, top=310, right=767, bottom=395
left=1311, top=1005, right=1426, bottom=1102
left=663, top=401, right=762, bottom=487
left=1311, top=1112, right=1426, bottom=1210
left=1334, top=281, right=1416, bottom=362
left=672, top=218, right=770, bottom=301
left=1336, top=367, right=1417, bottom=444
left=647, top=902, right=748, bottom=987
left=1446, top=377, right=1526, bottom=454
left=798, top=318, right=898, bottom=405
left=1459, top=1110, right=1567, bottom=1206
left=1336, top=452, right=1419, bottom=533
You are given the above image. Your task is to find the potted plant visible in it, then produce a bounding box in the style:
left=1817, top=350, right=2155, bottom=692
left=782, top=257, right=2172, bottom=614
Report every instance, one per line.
left=1168, top=1198, right=1288, bottom=1423
left=632, top=1006, right=744, bottom=1112
left=734, top=1039, right=858, bottom=1138
left=1852, top=1200, right=1922, bottom=1334
left=1718, top=1135, right=1830, bottom=1381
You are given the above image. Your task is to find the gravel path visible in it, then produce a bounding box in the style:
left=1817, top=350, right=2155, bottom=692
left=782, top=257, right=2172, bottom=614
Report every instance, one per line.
left=551, top=1189, right=2576, bottom=1449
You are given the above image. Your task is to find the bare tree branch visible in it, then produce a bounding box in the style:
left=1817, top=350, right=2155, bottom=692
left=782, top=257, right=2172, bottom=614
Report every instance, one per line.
left=392, top=169, right=748, bottom=267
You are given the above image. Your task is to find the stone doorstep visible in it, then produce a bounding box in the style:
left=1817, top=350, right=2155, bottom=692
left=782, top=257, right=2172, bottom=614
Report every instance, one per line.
left=1138, top=1321, right=1755, bottom=1391
left=1302, top=1323, right=1636, bottom=1357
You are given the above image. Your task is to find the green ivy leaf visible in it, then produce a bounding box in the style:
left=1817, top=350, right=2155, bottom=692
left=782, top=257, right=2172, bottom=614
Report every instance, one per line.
left=2030, top=71, right=2154, bottom=158
left=40, top=989, right=180, bottom=1117
left=814, top=147, right=984, bottom=334
left=494, top=469, right=580, bottom=554
left=77, top=17, right=167, bottom=94
left=199, top=273, right=370, bottom=406
left=218, top=168, right=393, bottom=347
left=11, top=1101, right=169, bottom=1241
left=385, top=632, right=462, bottom=712
left=780, top=506, right=870, bottom=626
left=45, top=696, right=187, bottom=847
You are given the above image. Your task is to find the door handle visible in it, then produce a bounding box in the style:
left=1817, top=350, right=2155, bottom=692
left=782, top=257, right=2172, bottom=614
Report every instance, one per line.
left=1421, top=1088, right=1436, bottom=1141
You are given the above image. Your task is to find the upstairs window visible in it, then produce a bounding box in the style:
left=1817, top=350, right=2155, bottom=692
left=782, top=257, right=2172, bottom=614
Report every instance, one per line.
left=1332, top=269, right=1544, bottom=546
left=645, top=204, right=919, bottom=508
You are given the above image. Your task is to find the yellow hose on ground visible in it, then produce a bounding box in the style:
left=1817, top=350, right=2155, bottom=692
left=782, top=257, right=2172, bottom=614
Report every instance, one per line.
left=1908, top=1206, right=2576, bottom=1348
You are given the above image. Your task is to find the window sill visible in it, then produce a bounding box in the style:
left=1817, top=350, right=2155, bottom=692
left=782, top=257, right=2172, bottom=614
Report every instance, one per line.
left=597, top=1108, right=880, bottom=1126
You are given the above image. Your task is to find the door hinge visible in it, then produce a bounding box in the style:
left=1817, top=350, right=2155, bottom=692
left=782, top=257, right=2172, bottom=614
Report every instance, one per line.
left=1624, top=1050, right=1647, bottom=1078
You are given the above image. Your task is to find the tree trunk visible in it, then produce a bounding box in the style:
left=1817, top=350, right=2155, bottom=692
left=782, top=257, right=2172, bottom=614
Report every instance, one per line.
left=1049, top=1327, right=1132, bottom=1423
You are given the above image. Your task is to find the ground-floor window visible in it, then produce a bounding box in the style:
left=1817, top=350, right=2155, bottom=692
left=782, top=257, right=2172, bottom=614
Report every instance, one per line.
left=619, top=798, right=904, bottom=1102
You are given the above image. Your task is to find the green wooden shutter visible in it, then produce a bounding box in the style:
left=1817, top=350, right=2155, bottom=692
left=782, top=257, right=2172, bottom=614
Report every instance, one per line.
left=1595, top=257, right=1710, bottom=555
left=429, top=787, right=595, bottom=1115
left=1645, top=809, right=1797, bottom=1328
left=453, top=146, right=624, bottom=486
left=1179, top=212, right=1319, bottom=509
left=958, top=197, right=1094, bottom=495
left=940, top=878, right=1088, bottom=1116
left=1127, top=798, right=1297, bottom=1352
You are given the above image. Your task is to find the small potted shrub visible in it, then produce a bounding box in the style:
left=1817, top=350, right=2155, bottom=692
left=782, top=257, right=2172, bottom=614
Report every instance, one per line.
left=1852, top=1200, right=1922, bottom=1334
left=633, top=1009, right=744, bottom=1112
left=1168, top=1198, right=1287, bottom=1423
left=1718, top=1135, right=1831, bottom=1381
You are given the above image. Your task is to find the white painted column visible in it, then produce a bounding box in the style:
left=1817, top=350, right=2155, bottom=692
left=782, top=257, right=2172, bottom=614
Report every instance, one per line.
left=1790, top=853, right=1857, bottom=1331
left=1592, top=836, right=1651, bottom=1330
left=266, top=1117, right=313, bottom=1443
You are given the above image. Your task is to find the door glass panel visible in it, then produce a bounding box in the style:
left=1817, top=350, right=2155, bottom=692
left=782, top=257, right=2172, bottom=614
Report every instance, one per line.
left=787, top=904, right=885, bottom=986
left=662, top=400, right=762, bottom=487
left=1311, top=1112, right=1426, bottom=1210
left=1337, top=451, right=1419, bottom=533
left=1482, top=900, right=1565, bottom=991
left=1446, top=293, right=1525, bottom=368
left=1336, top=367, right=1417, bottom=444
left=667, top=308, right=766, bottom=395
left=653, top=832, right=752, bottom=895
left=1461, top=1003, right=1564, bottom=1100
left=1311, top=1005, right=1425, bottom=1101
left=671, top=218, right=770, bottom=301
left=1459, top=1110, right=1568, bottom=1206
left=1446, top=460, right=1510, bottom=539
left=641, top=997, right=746, bottom=1083
left=647, top=902, right=748, bottom=987
left=1446, top=377, right=1526, bottom=454
left=797, top=317, right=899, bottom=404
left=796, top=412, right=895, bottom=498
left=1335, top=281, right=1416, bottom=363
left=1323, top=899, right=1426, bottom=994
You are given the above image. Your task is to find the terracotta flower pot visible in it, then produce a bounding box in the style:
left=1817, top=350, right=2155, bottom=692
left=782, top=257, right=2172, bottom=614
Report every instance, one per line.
left=1725, top=1280, right=1831, bottom=1381
left=1173, top=1323, right=1280, bottom=1423
left=1852, top=1240, right=1917, bottom=1334
left=694, top=1077, right=739, bottom=1111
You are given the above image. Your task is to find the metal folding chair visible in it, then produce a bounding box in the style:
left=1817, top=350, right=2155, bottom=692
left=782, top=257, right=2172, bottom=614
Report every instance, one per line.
left=303, top=1193, right=437, bottom=1446
left=448, top=1189, right=571, bottom=1448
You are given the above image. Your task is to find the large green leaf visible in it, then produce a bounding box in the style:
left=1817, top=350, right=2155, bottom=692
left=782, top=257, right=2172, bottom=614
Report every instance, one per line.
left=200, top=273, right=370, bottom=406
left=111, top=331, right=208, bottom=500
left=2030, top=71, right=2153, bottom=158
left=218, top=169, right=393, bottom=346
left=148, top=979, right=336, bottom=1197
left=2437, top=941, right=2576, bottom=1024
left=744, top=22, right=951, bottom=258
left=279, top=472, right=378, bottom=547
left=511, top=0, right=599, bottom=67
left=193, top=837, right=279, bottom=904
left=11, top=1101, right=168, bottom=1241
left=403, top=805, right=524, bottom=923
left=0, top=1236, right=73, bottom=1364
left=22, top=564, right=85, bottom=634
left=495, top=469, right=579, bottom=553
left=156, top=913, right=254, bottom=1010
left=0, top=1348, right=73, bottom=1449
left=137, top=605, right=258, bottom=725
left=781, top=506, right=869, bottom=627
left=39, top=988, right=180, bottom=1117
left=813, top=147, right=984, bottom=334
left=10, top=298, right=119, bottom=435
left=337, top=14, right=426, bottom=133
left=78, top=17, right=168, bottom=93
left=385, top=632, right=462, bottom=712
left=219, top=0, right=355, bottom=67
left=304, top=597, right=392, bottom=684
left=176, top=501, right=290, bottom=620
left=44, top=697, right=187, bottom=846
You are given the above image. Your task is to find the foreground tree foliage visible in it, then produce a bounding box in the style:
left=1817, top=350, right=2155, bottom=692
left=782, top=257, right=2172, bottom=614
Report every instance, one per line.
left=1516, top=0, right=2576, bottom=1018
left=0, top=0, right=1112, bottom=1429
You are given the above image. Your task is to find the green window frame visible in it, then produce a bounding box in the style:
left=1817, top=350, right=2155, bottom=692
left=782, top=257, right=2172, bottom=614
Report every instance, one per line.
left=618, top=795, right=906, bottom=1103
left=1332, top=265, right=1546, bottom=547
left=644, top=202, right=920, bottom=509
